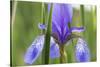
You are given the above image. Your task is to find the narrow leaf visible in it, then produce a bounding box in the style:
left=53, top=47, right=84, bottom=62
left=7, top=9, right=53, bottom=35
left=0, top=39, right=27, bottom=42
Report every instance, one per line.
left=80, top=5, right=85, bottom=36
left=41, top=3, right=46, bottom=64
left=80, top=5, right=85, bottom=26
left=42, top=3, right=46, bottom=34
left=43, top=3, right=53, bottom=64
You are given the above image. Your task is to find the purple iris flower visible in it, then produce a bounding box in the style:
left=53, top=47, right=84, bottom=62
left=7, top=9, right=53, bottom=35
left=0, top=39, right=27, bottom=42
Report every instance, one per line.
left=75, top=38, right=90, bottom=62
left=24, top=3, right=89, bottom=64
left=48, top=4, right=84, bottom=45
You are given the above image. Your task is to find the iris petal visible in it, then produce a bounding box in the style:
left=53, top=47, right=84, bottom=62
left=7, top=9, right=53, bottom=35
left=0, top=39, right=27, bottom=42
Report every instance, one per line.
left=50, top=37, right=60, bottom=58
left=48, top=4, right=73, bottom=24
left=75, top=38, right=90, bottom=62
left=24, top=35, right=60, bottom=64
left=38, top=23, right=46, bottom=30
left=48, top=4, right=73, bottom=44
left=71, top=27, right=84, bottom=33
left=24, top=35, right=44, bottom=64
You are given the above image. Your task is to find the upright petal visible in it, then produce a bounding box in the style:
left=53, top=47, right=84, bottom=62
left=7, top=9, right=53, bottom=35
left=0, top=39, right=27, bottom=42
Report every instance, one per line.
left=48, top=3, right=73, bottom=24
left=48, top=3, right=73, bottom=44
left=24, top=35, right=44, bottom=64
left=51, top=4, right=73, bottom=32
left=75, top=38, right=90, bottom=62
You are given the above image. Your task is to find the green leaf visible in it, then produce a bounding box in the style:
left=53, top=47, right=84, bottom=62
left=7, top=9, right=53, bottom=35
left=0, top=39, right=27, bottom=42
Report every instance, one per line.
left=43, top=3, right=53, bottom=64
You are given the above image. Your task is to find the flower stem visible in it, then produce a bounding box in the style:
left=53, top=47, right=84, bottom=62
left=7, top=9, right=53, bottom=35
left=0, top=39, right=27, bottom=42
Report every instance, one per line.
left=59, top=45, right=67, bottom=63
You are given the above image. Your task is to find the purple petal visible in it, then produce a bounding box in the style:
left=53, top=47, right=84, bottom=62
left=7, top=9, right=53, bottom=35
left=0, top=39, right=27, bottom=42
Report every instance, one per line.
left=50, top=37, right=60, bottom=58
left=48, top=3, right=73, bottom=44
left=24, top=35, right=44, bottom=64
left=38, top=23, right=46, bottom=30
left=75, top=38, right=90, bottom=62
left=48, top=3, right=73, bottom=24
left=24, top=35, right=60, bottom=64
left=71, top=27, right=84, bottom=33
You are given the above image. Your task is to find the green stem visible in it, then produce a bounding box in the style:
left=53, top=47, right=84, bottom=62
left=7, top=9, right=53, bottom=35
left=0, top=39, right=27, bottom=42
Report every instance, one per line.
left=59, top=45, right=67, bottom=63
left=80, top=5, right=85, bottom=26
left=41, top=3, right=46, bottom=34
left=10, top=0, right=17, bottom=66
left=91, top=6, right=96, bottom=29
left=41, top=3, right=45, bottom=64
left=80, top=5, right=85, bottom=36
left=11, top=0, right=17, bottom=26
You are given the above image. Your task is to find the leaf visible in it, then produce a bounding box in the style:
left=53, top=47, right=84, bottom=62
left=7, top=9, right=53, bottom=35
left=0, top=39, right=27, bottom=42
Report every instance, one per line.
left=43, top=3, right=53, bottom=64
left=41, top=3, right=46, bottom=34
left=80, top=5, right=85, bottom=26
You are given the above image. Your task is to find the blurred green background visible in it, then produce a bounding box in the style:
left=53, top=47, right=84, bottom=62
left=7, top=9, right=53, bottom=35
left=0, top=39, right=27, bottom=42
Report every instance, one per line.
left=11, top=1, right=96, bottom=66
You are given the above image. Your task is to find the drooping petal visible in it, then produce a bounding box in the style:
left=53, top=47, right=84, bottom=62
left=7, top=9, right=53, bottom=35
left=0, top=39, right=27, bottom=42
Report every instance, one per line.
left=50, top=37, right=60, bottom=58
left=24, top=35, right=60, bottom=64
left=75, top=38, right=90, bottom=62
left=71, top=27, right=84, bottom=33
left=24, top=35, right=44, bottom=64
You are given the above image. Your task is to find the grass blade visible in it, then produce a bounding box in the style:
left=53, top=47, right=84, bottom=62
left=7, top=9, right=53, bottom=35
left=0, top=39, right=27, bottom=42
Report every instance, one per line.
left=43, top=3, right=53, bottom=64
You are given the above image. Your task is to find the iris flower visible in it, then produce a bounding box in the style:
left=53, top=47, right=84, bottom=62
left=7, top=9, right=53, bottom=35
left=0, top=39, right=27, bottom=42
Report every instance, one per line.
left=24, top=3, right=90, bottom=64
left=48, top=4, right=84, bottom=45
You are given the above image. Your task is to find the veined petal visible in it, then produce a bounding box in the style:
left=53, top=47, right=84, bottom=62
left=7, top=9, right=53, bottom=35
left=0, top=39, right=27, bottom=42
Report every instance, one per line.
left=24, top=35, right=44, bottom=64
left=24, top=35, right=60, bottom=64
left=50, top=37, right=60, bottom=58
left=75, top=38, right=90, bottom=62
left=48, top=4, right=73, bottom=24
left=71, top=27, right=84, bottom=33
left=48, top=4, right=73, bottom=44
